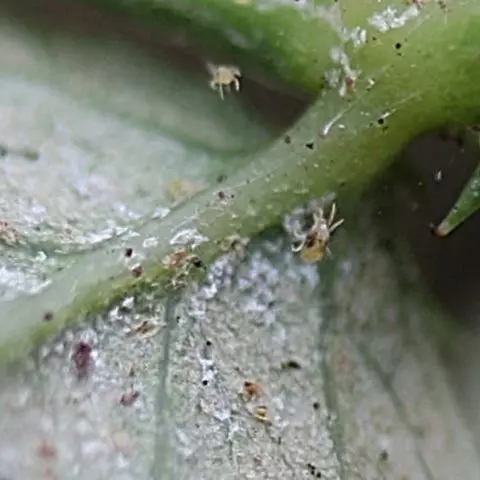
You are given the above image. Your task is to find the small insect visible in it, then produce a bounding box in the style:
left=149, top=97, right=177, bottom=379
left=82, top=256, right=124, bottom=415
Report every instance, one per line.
left=207, top=63, right=241, bottom=100
left=291, top=202, right=344, bottom=263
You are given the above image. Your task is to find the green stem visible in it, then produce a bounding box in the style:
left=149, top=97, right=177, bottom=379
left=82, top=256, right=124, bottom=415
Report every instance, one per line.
left=2, top=0, right=480, bottom=365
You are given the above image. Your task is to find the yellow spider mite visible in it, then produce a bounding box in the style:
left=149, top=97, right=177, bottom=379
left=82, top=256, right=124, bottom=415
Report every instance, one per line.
left=207, top=63, right=241, bottom=100
left=291, top=202, right=344, bottom=263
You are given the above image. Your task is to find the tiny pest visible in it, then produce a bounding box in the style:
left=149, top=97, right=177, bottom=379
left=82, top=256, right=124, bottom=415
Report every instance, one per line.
left=207, top=63, right=241, bottom=100
left=291, top=202, right=344, bottom=263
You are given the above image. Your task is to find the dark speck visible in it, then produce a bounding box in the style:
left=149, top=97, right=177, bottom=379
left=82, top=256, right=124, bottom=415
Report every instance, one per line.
left=284, top=135, right=292, bottom=144
left=379, top=449, right=389, bottom=461
left=216, top=174, right=227, bottom=183
left=395, top=42, right=402, bottom=49
left=120, top=390, right=140, bottom=406
left=281, top=359, right=302, bottom=370
left=202, top=379, right=208, bottom=386
left=191, top=257, right=205, bottom=269
left=124, top=247, right=133, bottom=258
left=43, top=311, right=53, bottom=322
left=305, top=142, right=315, bottom=150
left=312, top=401, right=320, bottom=410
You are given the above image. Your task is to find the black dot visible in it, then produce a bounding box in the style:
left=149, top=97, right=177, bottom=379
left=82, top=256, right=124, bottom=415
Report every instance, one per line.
left=377, top=117, right=385, bottom=125
left=284, top=135, right=292, bottom=144
left=206, top=339, right=212, bottom=346
left=124, top=247, right=133, bottom=258
left=192, top=257, right=204, bottom=268
left=305, top=142, right=315, bottom=150
left=395, top=42, right=402, bottom=49
left=316, top=473, right=322, bottom=478
left=202, top=379, right=208, bottom=386
left=312, top=401, right=320, bottom=410
left=379, top=450, right=389, bottom=461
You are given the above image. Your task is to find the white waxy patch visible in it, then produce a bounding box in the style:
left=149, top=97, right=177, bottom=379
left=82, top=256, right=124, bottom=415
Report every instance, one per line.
left=368, top=5, right=420, bottom=33
left=347, top=26, right=368, bottom=48
left=169, top=228, right=209, bottom=249
left=329, top=46, right=360, bottom=96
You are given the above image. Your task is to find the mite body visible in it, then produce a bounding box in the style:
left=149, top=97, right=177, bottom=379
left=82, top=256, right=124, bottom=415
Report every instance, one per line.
left=207, top=63, right=241, bottom=100
left=291, top=202, right=344, bottom=263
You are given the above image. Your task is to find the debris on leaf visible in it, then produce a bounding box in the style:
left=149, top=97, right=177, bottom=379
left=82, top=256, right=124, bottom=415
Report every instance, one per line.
left=163, top=248, right=189, bottom=270
left=164, top=247, right=206, bottom=288
left=131, top=265, right=144, bottom=277
left=128, top=319, right=159, bottom=339
left=72, top=341, right=92, bottom=378
left=252, top=405, right=272, bottom=425
left=0, top=220, right=20, bottom=246
left=280, top=359, right=302, bottom=370
left=120, top=389, right=140, bottom=406
left=242, top=380, right=262, bottom=400
left=164, top=177, right=202, bottom=203
left=37, top=440, right=57, bottom=459
left=220, top=234, right=250, bottom=261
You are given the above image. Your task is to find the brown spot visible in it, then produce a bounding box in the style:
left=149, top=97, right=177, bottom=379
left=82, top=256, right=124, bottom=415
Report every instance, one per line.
left=43, top=311, right=53, bottom=322
left=131, top=265, right=143, bottom=277
left=218, top=191, right=227, bottom=200
left=37, top=441, right=57, bottom=459
left=124, top=247, right=133, bottom=258
left=243, top=380, right=262, bottom=398
left=120, top=390, right=140, bottom=406
left=72, top=341, right=92, bottom=377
